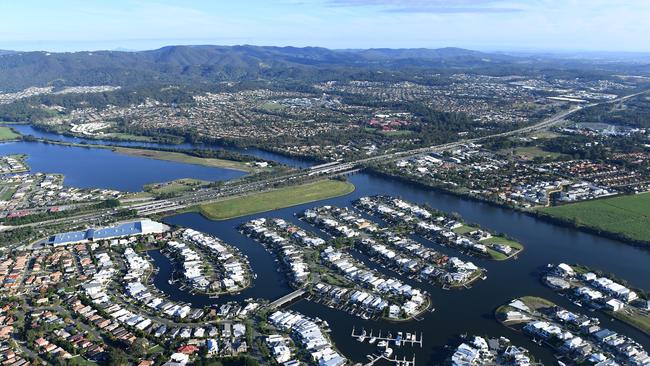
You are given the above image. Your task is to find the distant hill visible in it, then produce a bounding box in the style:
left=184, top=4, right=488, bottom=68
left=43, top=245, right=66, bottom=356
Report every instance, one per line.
left=0, top=45, right=646, bottom=91
left=0, top=45, right=517, bottom=91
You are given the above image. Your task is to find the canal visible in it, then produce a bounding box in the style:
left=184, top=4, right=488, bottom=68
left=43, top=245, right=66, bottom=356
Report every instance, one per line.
left=3, top=126, right=649, bottom=364
left=163, top=171, right=650, bottom=365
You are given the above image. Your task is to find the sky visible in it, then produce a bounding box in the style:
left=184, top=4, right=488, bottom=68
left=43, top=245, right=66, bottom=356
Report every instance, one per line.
left=1, top=0, right=649, bottom=53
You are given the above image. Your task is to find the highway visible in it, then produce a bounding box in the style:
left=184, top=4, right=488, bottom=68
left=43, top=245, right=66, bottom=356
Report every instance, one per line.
left=4, top=89, right=647, bottom=232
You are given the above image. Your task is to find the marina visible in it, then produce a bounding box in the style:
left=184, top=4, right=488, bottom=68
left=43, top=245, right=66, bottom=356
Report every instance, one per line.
left=351, top=327, right=423, bottom=347
left=352, top=327, right=421, bottom=366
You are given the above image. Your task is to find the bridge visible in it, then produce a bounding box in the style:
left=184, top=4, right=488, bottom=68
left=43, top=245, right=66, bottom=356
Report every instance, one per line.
left=267, top=289, right=307, bottom=309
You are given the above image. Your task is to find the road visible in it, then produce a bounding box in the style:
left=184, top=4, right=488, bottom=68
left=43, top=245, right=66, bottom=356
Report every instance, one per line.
left=4, top=89, right=648, bottom=233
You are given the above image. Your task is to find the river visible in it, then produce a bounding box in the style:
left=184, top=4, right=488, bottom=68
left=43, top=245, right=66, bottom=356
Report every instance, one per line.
left=8, top=124, right=314, bottom=168
left=3, top=126, right=649, bottom=364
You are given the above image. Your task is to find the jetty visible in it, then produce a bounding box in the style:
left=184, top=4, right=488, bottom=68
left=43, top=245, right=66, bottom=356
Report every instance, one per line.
left=351, top=327, right=423, bottom=348
left=364, top=353, right=416, bottom=366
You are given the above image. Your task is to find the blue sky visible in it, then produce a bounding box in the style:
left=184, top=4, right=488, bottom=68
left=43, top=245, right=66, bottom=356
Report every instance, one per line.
left=1, top=0, right=649, bottom=52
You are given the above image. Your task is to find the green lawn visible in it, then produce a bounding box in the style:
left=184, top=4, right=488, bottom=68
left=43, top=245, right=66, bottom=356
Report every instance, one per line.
left=538, top=192, right=650, bottom=244
left=199, top=180, right=355, bottom=220
left=452, top=224, right=476, bottom=235
left=0, top=126, right=20, bottom=141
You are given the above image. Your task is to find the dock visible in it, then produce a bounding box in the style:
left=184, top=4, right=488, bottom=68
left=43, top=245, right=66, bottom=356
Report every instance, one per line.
left=351, top=327, right=423, bottom=348
left=364, top=354, right=416, bottom=366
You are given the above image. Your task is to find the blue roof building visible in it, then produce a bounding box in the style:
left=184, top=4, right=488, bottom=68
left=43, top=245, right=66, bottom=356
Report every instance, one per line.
left=46, top=219, right=166, bottom=246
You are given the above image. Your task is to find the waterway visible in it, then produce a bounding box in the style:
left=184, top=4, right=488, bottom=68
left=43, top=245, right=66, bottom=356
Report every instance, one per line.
left=0, top=140, right=246, bottom=191
left=162, top=172, right=650, bottom=365
left=8, top=124, right=314, bottom=168
left=4, top=126, right=650, bottom=364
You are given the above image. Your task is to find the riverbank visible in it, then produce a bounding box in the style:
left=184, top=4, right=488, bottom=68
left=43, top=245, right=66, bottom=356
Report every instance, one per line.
left=535, top=192, right=650, bottom=248
left=197, top=180, right=355, bottom=221
left=368, top=167, right=650, bottom=250
left=113, top=147, right=257, bottom=172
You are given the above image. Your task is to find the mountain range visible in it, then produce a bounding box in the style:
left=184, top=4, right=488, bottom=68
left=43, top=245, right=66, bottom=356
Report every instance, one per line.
left=0, top=45, right=647, bottom=91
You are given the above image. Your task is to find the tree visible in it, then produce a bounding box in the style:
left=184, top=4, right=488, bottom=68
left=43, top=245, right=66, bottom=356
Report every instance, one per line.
left=108, top=348, right=129, bottom=366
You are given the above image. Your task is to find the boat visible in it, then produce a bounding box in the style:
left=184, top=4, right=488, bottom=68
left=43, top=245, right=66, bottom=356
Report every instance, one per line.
left=395, top=332, right=403, bottom=346
left=572, top=300, right=583, bottom=307
left=358, top=330, right=367, bottom=342
left=383, top=348, right=393, bottom=357
left=369, top=337, right=377, bottom=344
left=377, top=340, right=388, bottom=348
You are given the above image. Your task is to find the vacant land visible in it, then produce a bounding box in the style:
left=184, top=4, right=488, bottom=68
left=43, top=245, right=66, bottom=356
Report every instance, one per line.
left=144, top=178, right=210, bottom=197
left=0, top=126, right=20, bottom=141
left=495, top=296, right=554, bottom=322
left=609, top=307, right=650, bottom=336
left=483, top=237, right=524, bottom=260
left=198, top=180, right=355, bottom=220
left=104, top=132, right=155, bottom=142
left=114, top=147, right=254, bottom=172
left=538, top=193, right=650, bottom=245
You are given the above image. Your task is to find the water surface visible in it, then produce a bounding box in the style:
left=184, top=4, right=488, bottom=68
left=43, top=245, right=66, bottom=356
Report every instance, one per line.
left=0, top=141, right=246, bottom=191
left=164, top=172, right=650, bottom=365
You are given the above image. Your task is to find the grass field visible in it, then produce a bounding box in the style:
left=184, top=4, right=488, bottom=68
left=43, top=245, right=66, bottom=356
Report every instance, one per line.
left=144, top=178, right=209, bottom=196
left=0, top=185, right=17, bottom=201
left=0, top=126, right=20, bottom=141
left=537, top=192, right=650, bottom=244
left=452, top=224, right=475, bottom=235
left=364, top=127, right=413, bottom=136
left=499, top=146, right=565, bottom=160
left=198, top=180, right=355, bottom=220
left=114, top=147, right=255, bottom=172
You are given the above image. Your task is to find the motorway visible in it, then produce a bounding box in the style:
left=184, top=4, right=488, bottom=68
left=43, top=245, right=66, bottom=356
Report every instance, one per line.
left=5, top=89, right=648, bottom=233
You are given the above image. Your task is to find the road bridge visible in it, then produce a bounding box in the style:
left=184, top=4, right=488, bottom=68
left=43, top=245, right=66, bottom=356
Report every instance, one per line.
left=267, top=289, right=307, bottom=309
